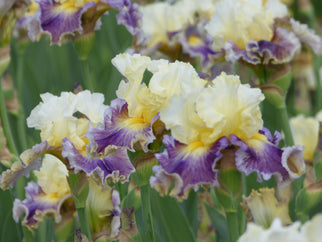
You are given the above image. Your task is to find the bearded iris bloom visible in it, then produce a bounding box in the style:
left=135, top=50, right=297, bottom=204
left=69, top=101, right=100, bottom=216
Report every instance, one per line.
left=12, top=155, right=72, bottom=229
left=17, top=0, right=141, bottom=44
left=150, top=72, right=305, bottom=200
left=86, top=53, right=207, bottom=153
left=205, top=0, right=322, bottom=65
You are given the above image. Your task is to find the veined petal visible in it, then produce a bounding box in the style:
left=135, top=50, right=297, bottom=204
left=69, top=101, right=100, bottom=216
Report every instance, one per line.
left=0, top=142, right=61, bottom=190
left=231, top=132, right=305, bottom=186
left=113, top=1, right=142, bottom=36
left=86, top=98, right=157, bottom=152
left=36, top=0, right=96, bottom=44
left=225, top=28, right=301, bottom=64
left=62, top=138, right=135, bottom=183
left=12, top=181, right=71, bottom=229
left=150, top=135, right=229, bottom=200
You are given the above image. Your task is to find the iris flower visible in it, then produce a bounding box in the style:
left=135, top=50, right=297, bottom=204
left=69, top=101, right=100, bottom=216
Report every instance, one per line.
left=150, top=72, right=305, bottom=200
left=12, top=155, right=72, bottom=229
left=17, top=0, right=141, bottom=44
left=205, top=0, right=322, bottom=65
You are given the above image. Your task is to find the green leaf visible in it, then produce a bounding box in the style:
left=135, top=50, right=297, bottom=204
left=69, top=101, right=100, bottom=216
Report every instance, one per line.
left=180, top=191, right=198, bottom=236
left=0, top=189, right=22, bottom=242
left=149, top=189, right=195, bottom=242
left=135, top=186, right=195, bottom=242
left=205, top=204, right=229, bottom=242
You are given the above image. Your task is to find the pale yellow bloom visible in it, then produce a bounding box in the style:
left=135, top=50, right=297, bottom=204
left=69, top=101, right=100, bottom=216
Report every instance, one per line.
left=205, top=0, right=288, bottom=50
left=27, top=91, right=108, bottom=151
left=113, top=53, right=206, bottom=123
left=34, top=154, right=70, bottom=198
left=290, top=115, right=319, bottom=161
left=160, top=72, right=264, bottom=145
left=139, top=0, right=216, bottom=47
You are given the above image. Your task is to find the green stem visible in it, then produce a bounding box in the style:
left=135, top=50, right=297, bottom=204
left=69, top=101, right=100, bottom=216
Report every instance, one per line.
left=0, top=73, right=19, bottom=158
left=278, top=105, right=294, bottom=146
left=314, top=55, right=322, bottom=113
left=239, top=174, right=247, bottom=235
left=139, top=184, right=154, bottom=241
left=226, top=211, right=240, bottom=242
left=16, top=52, right=27, bottom=151
left=76, top=207, right=92, bottom=242
left=81, top=60, right=94, bottom=92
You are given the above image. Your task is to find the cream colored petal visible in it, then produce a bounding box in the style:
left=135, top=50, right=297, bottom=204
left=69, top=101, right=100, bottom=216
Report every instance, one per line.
left=301, top=213, right=322, bottom=242
left=75, top=90, right=108, bottom=124
left=34, top=154, right=69, bottom=197
left=241, top=188, right=291, bottom=229
left=205, top=0, right=286, bottom=50
left=290, top=115, right=319, bottom=161
left=112, top=53, right=151, bottom=84
left=197, top=73, right=264, bottom=140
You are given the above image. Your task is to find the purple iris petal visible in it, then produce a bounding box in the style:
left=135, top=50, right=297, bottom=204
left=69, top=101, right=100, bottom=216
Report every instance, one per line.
left=104, top=0, right=141, bottom=35
left=0, top=142, right=60, bottom=190
left=86, top=98, right=157, bottom=153
left=36, top=0, right=95, bottom=44
left=12, top=181, right=71, bottom=229
left=225, top=28, right=301, bottom=65
left=111, top=190, right=121, bottom=237
left=230, top=133, right=304, bottom=186
left=259, top=127, right=282, bottom=146
left=178, top=23, right=219, bottom=66
left=116, top=3, right=142, bottom=36
left=150, top=135, right=229, bottom=199
left=62, top=138, right=135, bottom=183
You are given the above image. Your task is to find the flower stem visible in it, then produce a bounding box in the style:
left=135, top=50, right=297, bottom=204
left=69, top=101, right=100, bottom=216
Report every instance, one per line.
left=81, top=60, right=94, bottom=92
left=0, top=71, right=19, bottom=158
left=314, top=55, right=322, bottom=113
left=226, top=210, right=240, bottom=242
left=77, top=207, right=92, bottom=242
left=16, top=52, right=27, bottom=151
left=278, top=105, right=294, bottom=146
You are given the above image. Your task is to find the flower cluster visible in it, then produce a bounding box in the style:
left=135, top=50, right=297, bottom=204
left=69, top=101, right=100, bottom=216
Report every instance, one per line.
left=1, top=0, right=322, bottom=241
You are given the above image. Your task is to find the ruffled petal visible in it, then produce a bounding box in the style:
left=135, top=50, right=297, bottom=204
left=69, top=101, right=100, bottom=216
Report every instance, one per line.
left=0, top=142, right=61, bottom=190
left=62, top=138, right=135, bottom=183
left=36, top=0, right=96, bottom=44
left=150, top=135, right=229, bottom=200
left=291, top=18, right=322, bottom=55
left=86, top=98, right=157, bottom=152
left=225, top=28, right=301, bottom=64
left=12, top=181, right=71, bottom=229
left=231, top=132, right=305, bottom=186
